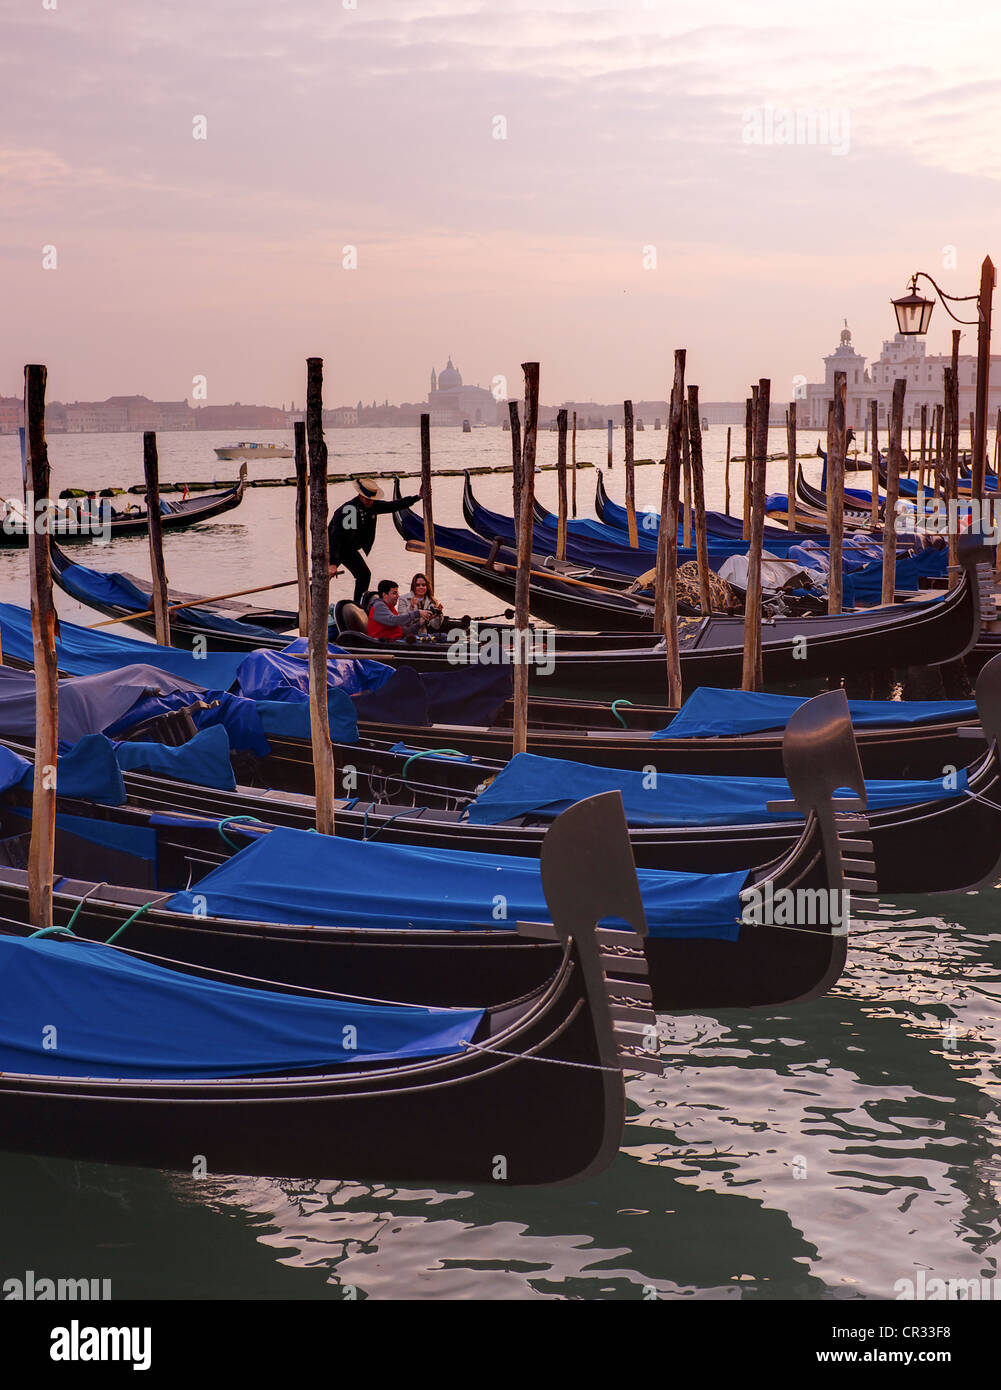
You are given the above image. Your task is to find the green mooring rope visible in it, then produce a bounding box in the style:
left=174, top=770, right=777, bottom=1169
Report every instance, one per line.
left=610, top=699, right=634, bottom=729
left=217, top=814, right=265, bottom=849
left=400, top=748, right=466, bottom=780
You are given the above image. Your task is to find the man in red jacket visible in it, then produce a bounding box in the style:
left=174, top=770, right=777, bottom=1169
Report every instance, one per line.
left=367, top=579, right=432, bottom=640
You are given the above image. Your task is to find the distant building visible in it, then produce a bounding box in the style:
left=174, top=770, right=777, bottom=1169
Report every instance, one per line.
left=428, top=359, right=499, bottom=425
left=0, top=397, right=21, bottom=434
left=804, top=322, right=1001, bottom=432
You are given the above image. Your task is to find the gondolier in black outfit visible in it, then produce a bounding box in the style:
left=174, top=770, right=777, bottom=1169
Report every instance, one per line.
left=328, top=476, right=421, bottom=605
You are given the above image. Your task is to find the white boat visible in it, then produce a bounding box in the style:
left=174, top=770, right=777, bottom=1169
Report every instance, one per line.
left=213, top=441, right=293, bottom=460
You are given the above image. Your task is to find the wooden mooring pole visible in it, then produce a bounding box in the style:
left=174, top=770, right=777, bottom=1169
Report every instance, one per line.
left=420, top=413, right=435, bottom=593
left=742, top=377, right=769, bottom=690
left=293, top=420, right=309, bottom=636
left=143, top=431, right=171, bottom=646
left=571, top=410, right=578, bottom=516
left=724, top=426, right=732, bottom=517
left=556, top=407, right=568, bottom=562
left=786, top=403, right=797, bottom=532
left=882, top=378, right=905, bottom=606
left=306, top=357, right=335, bottom=835
left=687, top=384, right=712, bottom=615
left=513, top=363, right=539, bottom=757
left=509, top=401, right=522, bottom=529
left=623, top=399, right=638, bottom=548
left=606, top=418, right=613, bottom=472
left=869, top=399, right=879, bottom=529
left=25, top=364, right=57, bottom=931
left=742, top=396, right=753, bottom=540
left=656, top=351, right=685, bottom=705
left=828, top=371, right=846, bottom=614
left=681, top=401, right=693, bottom=550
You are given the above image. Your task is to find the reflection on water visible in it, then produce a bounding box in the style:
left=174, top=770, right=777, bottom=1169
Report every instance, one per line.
left=0, top=433, right=998, bottom=1297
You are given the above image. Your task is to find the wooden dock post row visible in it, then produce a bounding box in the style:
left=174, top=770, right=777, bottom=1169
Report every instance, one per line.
left=512, top=362, right=540, bottom=757
left=293, top=420, right=310, bottom=636
left=143, top=431, right=171, bottom=647
left=623, top=399, right=638, bottom=548
left=25, top=364, right=57, bottom=932
left=305, top=356, right=335, bottom=836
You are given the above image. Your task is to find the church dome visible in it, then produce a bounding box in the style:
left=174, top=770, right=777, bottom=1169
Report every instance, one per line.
left=840, top=321, right=852, bottom=346
left=438, top=357, right=462, bottom=389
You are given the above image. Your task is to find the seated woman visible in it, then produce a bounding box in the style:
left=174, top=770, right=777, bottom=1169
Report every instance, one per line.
left=398, top=572, right=444, bottom=631
left=367, top=579, right=432, bottom=640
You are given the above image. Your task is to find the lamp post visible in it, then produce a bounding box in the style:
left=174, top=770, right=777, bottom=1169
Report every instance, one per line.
left=891, top=256, right=995, bottom=496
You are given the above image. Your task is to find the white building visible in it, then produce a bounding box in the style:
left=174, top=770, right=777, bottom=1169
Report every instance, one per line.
left=428, top=359, right=499, bottom=425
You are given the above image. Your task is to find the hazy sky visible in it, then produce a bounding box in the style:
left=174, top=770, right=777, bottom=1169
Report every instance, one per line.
left=3, top=0, right=1000, bottom=407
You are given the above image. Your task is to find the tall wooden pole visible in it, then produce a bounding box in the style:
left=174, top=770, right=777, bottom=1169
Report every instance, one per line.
left=512, top=363, right=539, bottom=757
left=742, top=397, right=753, bottom=540
left=509, top=400, right=522, bottom=529
left=919, top=403, right=928, bottom=492
left=881, top=378, right=906, bottom=606
left=724, top=426, right=732, bottom=517
left=742, top=378, right=769, bottom=690
left=827, top=371, right=847, bottom=615
left=606, top=418, right=613, bottom=472
left=687, top=385, right=712, bottom=615
left=420, top=412, right=435, bottom=593
left=623, top=399, right=638, bottom=548
left=681, top=401, right=693, bottom=550
left=995, top=407, right=1001, bottom=474
left=143, top=431, right=171, bottom=647
left=659, top=353, right=685, bottom=707
left=293, top=420, right=309, bottom=636
left=950, top=329, right=961, bottom=584
left=869, top=400, right=879, bottom=529
left=786, top=403, right=797, bottom=531
left=306, top=357, right=335, bottom=835
left=555, top=407, right=568, bottom=562
left=571, top=410, right=578, bottom=516
left=25, top=365, right=57, bottom=931
left=972, top=255, right=995, bottom=498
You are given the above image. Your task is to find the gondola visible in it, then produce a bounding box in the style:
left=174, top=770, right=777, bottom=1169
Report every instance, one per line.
left=0, top=793, right=660, bottom=1185
left=797, top=460, right=879, bottom=523
left=0, top=468, right=248, bottom=549
left=0, top=692, right=873, bottom=1010
left=391, top=496, right=991, bottom=688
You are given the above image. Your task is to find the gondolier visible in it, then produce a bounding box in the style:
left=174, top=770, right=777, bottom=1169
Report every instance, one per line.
left=328, top=476, right=421, bottom=604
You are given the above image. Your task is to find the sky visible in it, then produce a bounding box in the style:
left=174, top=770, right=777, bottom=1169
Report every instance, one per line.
left=3, top=0, right=1001, bottom=407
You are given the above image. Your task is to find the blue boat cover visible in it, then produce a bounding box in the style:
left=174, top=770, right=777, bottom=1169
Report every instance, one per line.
left=465, top=752, right=967, bottom=827
left=19, top=734, right=128, bottom=805
left=256, top=693, right=359, bottom=744
left=59, top=562, right=284, bottom=642
left=103, top=687, right=271, bottom=757
left=114, top=724, right=237, bottom=790
left=658, top=687, right=977, bottom=738
left=0, top=745, right=31, bottom=795
left=6, top=804, right=157, bottom=862
left=236, top=642, right=395, bottom=702
left=0, top=663, right=205, bottom=743
left=0, top=604, right=246, bottom=688
left=167, top=825, right=749, bottom=940
left=0, top=934, right=484, bottom=1079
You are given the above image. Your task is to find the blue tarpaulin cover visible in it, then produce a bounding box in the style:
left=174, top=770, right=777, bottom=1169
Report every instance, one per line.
left=256, top=694, right=359, bottom=743
left=114, top=724, right=237, bottom=790
left=167, top=824, right=749, bottom=940
left=658, top=687, right=977, bottom=739
left=103, top=687, right=271, bottom=757
left=59, top=562, right=283, bottom=641
left=465, top=752, right=966, bottom=826
left=237, top=642, right=395, bottom=702
left=6, top=804, right=157, bottom=862
left=0, top=663, right=205, bottom=743
left=19, top=734, right=128, bottom=805
left=0, top=934, right=484, bottom=1079
left=0, top=604, right=246, bottom=688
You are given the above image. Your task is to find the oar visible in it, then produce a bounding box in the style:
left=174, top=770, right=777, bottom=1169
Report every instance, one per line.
left=86, top=578, right=300, bottom=629
left=404, top=539, right=646, bottom=598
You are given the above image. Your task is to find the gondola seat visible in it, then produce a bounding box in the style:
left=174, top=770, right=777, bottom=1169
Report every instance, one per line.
left=334, top=599, right=370, bottom=634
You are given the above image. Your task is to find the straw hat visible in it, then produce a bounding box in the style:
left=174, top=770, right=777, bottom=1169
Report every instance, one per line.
left=353, top=476, right=385, bottom=500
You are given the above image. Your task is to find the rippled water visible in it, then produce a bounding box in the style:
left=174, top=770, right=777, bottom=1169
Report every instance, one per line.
left=0, top=427, right=997, bottom=1300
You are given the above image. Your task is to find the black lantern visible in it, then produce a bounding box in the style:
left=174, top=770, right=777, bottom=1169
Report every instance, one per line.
left=892, top=277, right=935, bottom=335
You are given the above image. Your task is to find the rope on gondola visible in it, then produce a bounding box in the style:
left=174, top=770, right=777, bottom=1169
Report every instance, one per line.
left=610, top=699, right=633, bottom=728
left=217, top=814, right=266, bottom=849
left=360, top=806, right=425, bottom=841
left=459, top=1037, right=658, bottom=1075
left=401, top=748, right=466, bottom=780
left=960, top=786, right=1001, bottom=813
left=105, top=895, right=172, bottom=945
left=29, top=880, right=110, bottom=938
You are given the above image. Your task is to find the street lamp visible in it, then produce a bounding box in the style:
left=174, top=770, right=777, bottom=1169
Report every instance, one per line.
left=890, top=257, right=995, bottom=495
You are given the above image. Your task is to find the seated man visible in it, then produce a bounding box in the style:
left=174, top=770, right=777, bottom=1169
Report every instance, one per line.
left=367, top=579, right=431, bottom=640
